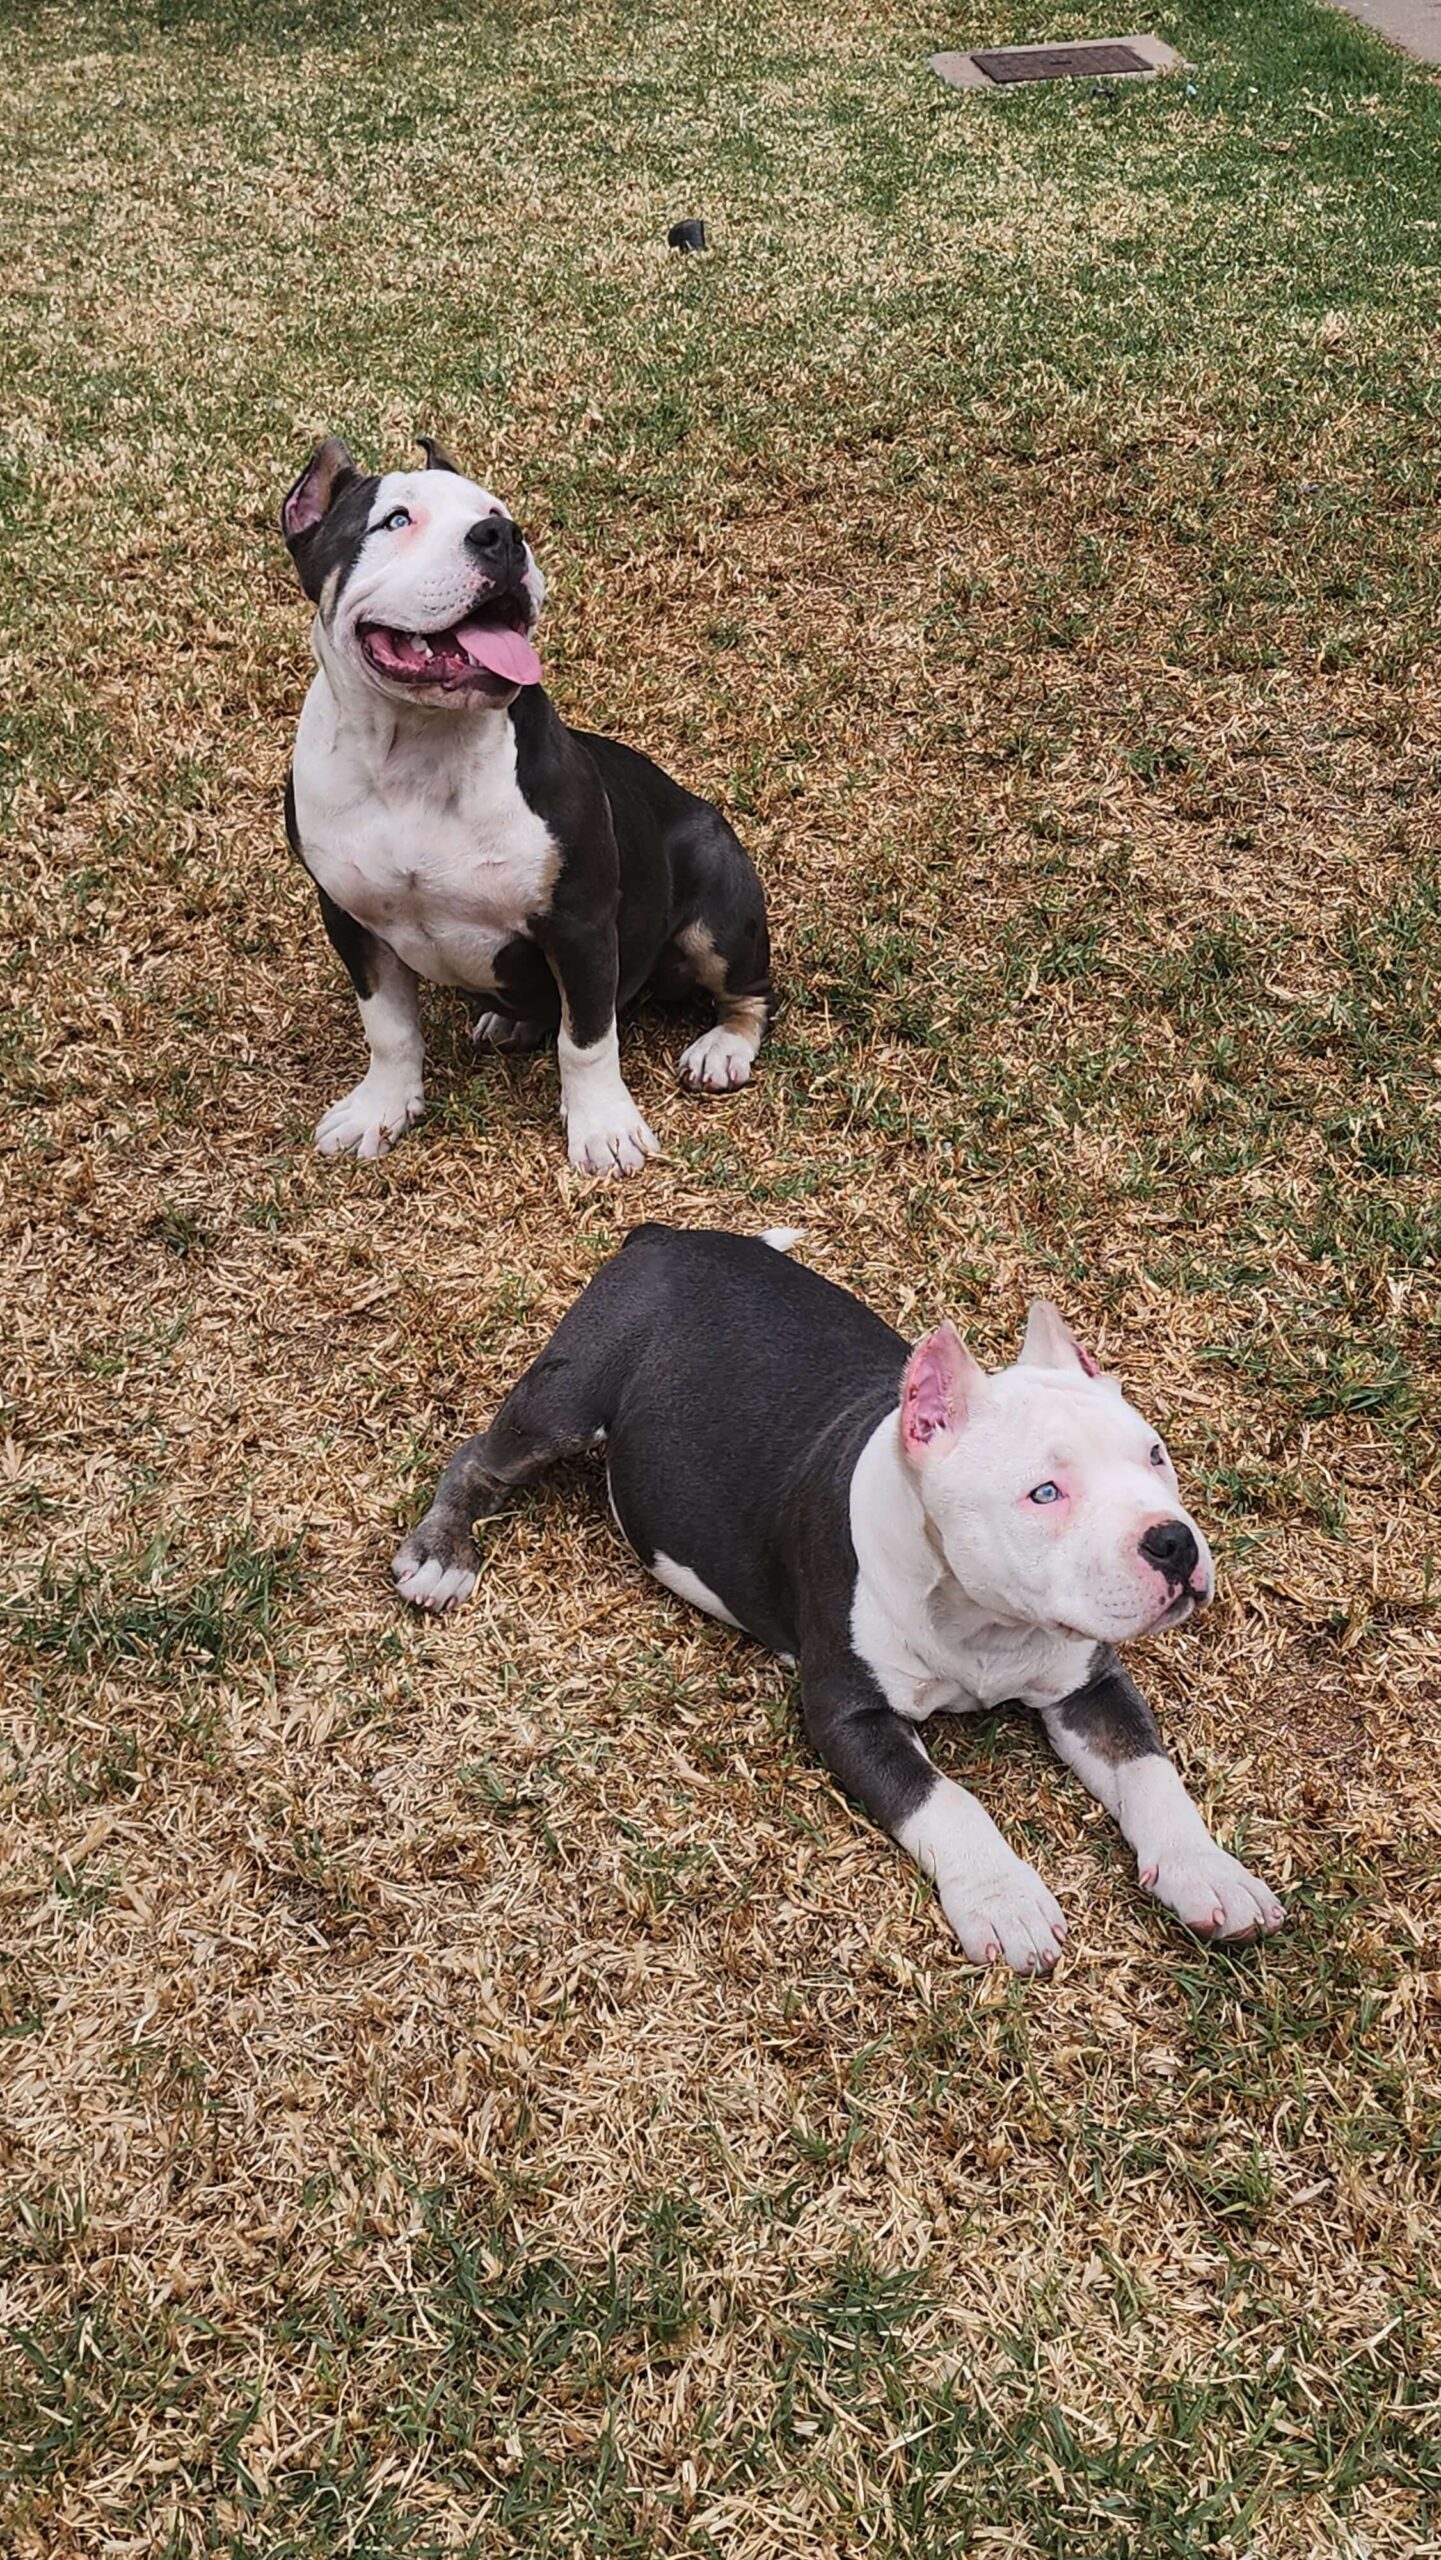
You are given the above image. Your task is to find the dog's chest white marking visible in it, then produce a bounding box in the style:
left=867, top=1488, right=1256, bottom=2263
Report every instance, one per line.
left=293, top=678, right=559, bottom=991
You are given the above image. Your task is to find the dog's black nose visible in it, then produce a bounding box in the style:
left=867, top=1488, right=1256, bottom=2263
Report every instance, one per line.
left=465, top=514, right=519, bottom=563
left=1139, top=1520, right=1200, bottom=1587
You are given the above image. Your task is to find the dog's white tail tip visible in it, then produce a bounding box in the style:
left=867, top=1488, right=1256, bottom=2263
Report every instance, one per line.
left=759, top=1226, right=802, bottom=1253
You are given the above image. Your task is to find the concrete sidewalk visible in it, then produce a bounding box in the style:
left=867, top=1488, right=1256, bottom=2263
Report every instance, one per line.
left=1329, top=0, right=1441, bottom=63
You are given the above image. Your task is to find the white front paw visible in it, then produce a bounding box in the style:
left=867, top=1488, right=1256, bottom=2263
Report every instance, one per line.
left=566, top=1104, right=661, bottom=1178
left=317, top=1070, right=424, bottom=1162
left=315, top=1075, right=424, bottom=1161
left=678, top=1026, right=755, bottom=1092
left=937, top=1860, right=1068, bottom=1976
left=1143, top=1845, right=1284, bottom=1940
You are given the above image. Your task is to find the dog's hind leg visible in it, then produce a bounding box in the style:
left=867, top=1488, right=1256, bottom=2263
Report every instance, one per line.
left=392, top=1371, right=599, bottom=1613
left=666, top=812, right=772, bottom=1093
left=675, top=924, right=771, bottom=1093
left=391, top=1254, right=647, bottom=1612
left=471, top=1007, right=551, bottom=1054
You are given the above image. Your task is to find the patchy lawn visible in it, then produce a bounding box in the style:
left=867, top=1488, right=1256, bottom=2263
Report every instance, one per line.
left=3, top=0, right=1439, bottom=2552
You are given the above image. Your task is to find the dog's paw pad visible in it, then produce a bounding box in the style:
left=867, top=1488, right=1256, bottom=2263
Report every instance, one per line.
left=678, top=1027, right=755, bottom=1092
left=938, top=1863, right=1067, bottom=1976
left=1145, top=1847, right=1284, bottom=1940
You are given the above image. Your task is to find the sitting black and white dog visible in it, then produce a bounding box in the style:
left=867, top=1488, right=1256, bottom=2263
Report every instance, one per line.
left=393, top=1228, right=1284, bottom=1972
left=280, top=439, right=772, bottom=1172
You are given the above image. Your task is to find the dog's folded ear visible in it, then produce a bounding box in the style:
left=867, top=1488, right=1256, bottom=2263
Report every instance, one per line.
left=281, top=437, right=358, bottom=548
left=417, top=435, right=462, bottom=474
left=899, top=1322, right=982, bottom=1467
left=1019, top=1300, right=1101, bottom=1379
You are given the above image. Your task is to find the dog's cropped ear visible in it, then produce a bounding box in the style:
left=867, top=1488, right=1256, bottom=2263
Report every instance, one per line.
left=1018, top=1301, right=1101, bottom=1379
left=900, top=1323, right=983, bottom=1467
left=417, top=435, right=462, bottom=474
left=280, top=437, right=358, bottom=548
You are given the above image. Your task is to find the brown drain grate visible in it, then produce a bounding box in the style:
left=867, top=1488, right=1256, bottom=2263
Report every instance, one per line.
left=971, top=41, right=1150, bottom=82
left=931, top=34, right=1184, bottom=92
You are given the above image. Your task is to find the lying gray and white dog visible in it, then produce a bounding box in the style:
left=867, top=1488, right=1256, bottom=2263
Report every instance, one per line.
left=281, top=439, right=771, bottom=1172
left=393, top=1227, right=1283, bottom=1972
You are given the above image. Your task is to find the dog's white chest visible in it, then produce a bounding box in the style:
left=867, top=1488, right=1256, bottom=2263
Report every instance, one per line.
left=293, top=678, right=559, bottom=990
left=853, top=1582, right=1086, bottom=1722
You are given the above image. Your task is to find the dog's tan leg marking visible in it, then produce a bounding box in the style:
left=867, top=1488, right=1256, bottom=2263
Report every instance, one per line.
left=675, top=923, right=768, bottom=1091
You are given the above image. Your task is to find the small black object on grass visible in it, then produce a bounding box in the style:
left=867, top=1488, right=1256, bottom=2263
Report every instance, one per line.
left=667, top=219, right=707, bottom=251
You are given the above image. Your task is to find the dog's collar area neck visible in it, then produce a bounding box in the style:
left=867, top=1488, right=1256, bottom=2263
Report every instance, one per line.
left=314, top=657, right=522, bottom=765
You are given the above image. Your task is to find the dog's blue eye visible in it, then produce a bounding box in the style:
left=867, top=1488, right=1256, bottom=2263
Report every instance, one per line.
left=1029, top=1481, right=1061, bottom=1505
left=381, top=508, right=411, bottom=532
left=1150, top=1444, right=1166, bottom=1467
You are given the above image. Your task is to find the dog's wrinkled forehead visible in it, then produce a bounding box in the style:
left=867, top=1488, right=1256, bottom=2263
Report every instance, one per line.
left=988, top=1366, right=1145, bottom=1464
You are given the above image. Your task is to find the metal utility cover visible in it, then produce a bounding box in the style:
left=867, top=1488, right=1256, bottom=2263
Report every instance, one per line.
left=972, top=41, right=1149, bottom=80
left=931, top=33, right=1184, bottom=90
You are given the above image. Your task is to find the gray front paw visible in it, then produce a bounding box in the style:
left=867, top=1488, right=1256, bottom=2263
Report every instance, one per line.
left=391, top=1517, right=480, bottom=1613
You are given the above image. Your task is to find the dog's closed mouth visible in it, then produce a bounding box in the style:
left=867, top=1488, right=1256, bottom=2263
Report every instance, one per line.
left=359, top=607, right=541, bottom=693
left=1153, top=1588, right=1202, bottom=1632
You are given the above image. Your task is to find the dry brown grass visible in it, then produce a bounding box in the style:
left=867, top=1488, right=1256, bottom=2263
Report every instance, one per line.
left=3, top=1, right=1440, bottom=2552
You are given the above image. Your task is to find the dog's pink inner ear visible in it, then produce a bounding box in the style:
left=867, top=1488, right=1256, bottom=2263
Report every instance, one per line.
left=281, top=436, right=356, bottom=542
left=1020, top=1300, right=1100, bottom=1378
left=900, top=1323, right=975, bottom=1464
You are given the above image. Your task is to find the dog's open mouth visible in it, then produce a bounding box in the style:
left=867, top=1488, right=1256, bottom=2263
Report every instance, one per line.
left=359, top=601, right=541, bottom=695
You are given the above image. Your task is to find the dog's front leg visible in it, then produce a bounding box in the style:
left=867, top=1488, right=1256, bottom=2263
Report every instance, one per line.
left=1041, top=1651, right=1284, bottom=1941
left=313, top=886, right=425, bottom=1160
left=802, top=1660, right=1067, bottom=1974
left=540, top=908, right=659, bottom=1177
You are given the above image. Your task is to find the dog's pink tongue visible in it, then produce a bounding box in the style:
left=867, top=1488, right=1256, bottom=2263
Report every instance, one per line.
left=455, top=620, right=542, bottom=687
